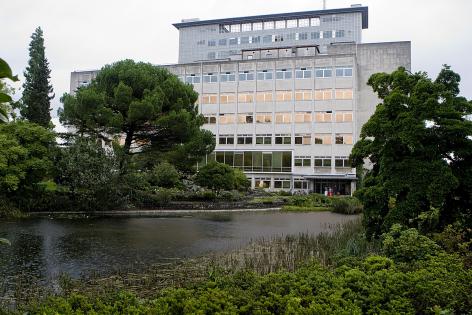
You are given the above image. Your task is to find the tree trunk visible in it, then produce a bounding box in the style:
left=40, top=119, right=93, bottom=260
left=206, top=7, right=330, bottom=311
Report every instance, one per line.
left=120, top=129, right=134, bottom=173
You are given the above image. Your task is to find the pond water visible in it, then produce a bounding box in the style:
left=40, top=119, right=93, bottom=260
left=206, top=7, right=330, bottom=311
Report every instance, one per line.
left=0, top=211, right=356, bottom=288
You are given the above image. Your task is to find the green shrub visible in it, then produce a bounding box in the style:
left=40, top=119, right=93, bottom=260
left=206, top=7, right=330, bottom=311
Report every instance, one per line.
left=195, top=162, right=235, bottom=193
left=233, top=169, right=250, bottom=192
left=149, top=162, right=181, bottom=188
left=330, top=196, right=363, bottom=214
left=218, top=190, right=243, bottom=201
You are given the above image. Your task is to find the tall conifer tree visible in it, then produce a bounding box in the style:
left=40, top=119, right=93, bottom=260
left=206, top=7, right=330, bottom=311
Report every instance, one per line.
left=21, top=27, right=53, bottom=127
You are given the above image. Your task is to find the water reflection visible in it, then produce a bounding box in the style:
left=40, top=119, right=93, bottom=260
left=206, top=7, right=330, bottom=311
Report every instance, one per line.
left=0, top=211, right=356, bottom=291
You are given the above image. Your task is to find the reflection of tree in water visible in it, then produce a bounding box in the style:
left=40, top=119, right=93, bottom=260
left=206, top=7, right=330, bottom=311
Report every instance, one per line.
left=202, top=213, right=233, bottom=222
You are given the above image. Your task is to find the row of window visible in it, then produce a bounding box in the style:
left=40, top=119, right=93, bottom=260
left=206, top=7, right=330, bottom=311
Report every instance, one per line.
left=294, top=156, right=351, bottom=168
left=201, top=89, right=353, bottom=104
left=218, top=17, right=328, bottom=33
left=206, top=30, right=345, bottom=48
left=217, top=133, right=354, bottom=145
left=184, top=67, right=353, bottom=84
left=203, top=151, right=293, bottom=173
left=204, top=111, right=353, bottom=124
left=255, top=178, right=311, bottom=190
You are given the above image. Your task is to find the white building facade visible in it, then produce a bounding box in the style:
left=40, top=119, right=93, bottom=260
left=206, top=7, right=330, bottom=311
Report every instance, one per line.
left=70, top=6, right=411, bottom=194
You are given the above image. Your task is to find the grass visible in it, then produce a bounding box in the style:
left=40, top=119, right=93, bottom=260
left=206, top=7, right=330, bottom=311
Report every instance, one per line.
left=281, top=205, right=330, bottom=212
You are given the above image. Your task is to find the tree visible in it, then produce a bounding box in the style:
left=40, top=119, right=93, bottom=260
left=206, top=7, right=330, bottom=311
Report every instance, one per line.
left=0, top=58, right=18, bottom=123
left=233, top=168, right=250, bottom=191
left=149, top=161, right=180, bottom=188
left=20, top=27, right=53, bottom=127
left=60, top=59, right=214, bottom=172
left=195, top=162, right=236, bottom=193
left=351, top=66, right=472, bottom=238
left=0, top=121, right=54, bottom=197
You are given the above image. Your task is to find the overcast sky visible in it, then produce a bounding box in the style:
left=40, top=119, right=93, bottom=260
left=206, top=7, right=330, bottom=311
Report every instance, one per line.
left=1, top=0, right=471, bottom=118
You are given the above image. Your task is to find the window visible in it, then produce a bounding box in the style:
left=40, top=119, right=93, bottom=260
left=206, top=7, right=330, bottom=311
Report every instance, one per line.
left=220, top=72, right=236, bottom=82
left=299, top=32, right=308, bottom=40
left=229, top=38, right=238, bottom=45
left=256, top=134, right=272, bottom=144
left=295, top=90, right=312, bottom=101
left=219, top=134, right=234, bottom=145
left=257, top=70, right=273, bottom=80
left=207, top=52, right=216, bottom=60
left=286, top=33, right=296, bottom=40
left=263, top=21, right=274, bottom=30
left=310, top=17, right=320, bottom=26
left=220, top=25, right=230, bottom=33
left=315, top=68, right=332, bottom=78
left=314, top=111, right=332, bottom=122
left=237, top=134, right=253, bottom=144
left=208, top=40, right=216, bottom=47
left=294, top=134, right=311, bottom=145
left=275, top=20, right=285, bottom=29
left=286, top=19, right=297, bottom=28
left=314, top=89, right=333, bottom=100
left=240, top=36, right=250, bottom=44
left=335, top=30, right=345, bottom=38
left=255, top=113, right=272, bottom=123
left=256, top=92, right=273, bottom=102
left=219, top=113, right=235, bottom=124
left=253, top=22, right=263, bottom=31
left=263, top=35, right=272, bottom=43
left=220, top=93, right=236, bottom=104
left=335, top=89, right=353, bottom=100
left=252, top=36, right=261, bottom=44
left=294, top=179, right=309, bottom=189
left=239, top=71, right=254, bottom=81
left=298, top=18, right=309, bottom=27
left=275, top=112, right=292, bottom=124
left=197, top=40, right=206, bottom=45
left=274, top=178, right=291, bottom=189
left=238, top=114, right=254, bottom=124
left=276, top=69, right=292, bottom=80
left=295, top=67, right=312, bottom=79
left=203, top=115, right=217, bottom=124
left=335, top=156, right=351, bottom=168
left=276, top=90, right=292, bottom=101
left=218, top=51, right=229, bottom=59
left=218, top=39, right=227, bottom=46
left=314, top=134, right=332, bottom=144
left=238, top=92, right=254, bottom=103
left=294, top=156, right=311, bottom=167
left=241, top=23, right=252, bottom=32
left=323, top=30, right=333, bottom=39
left=274, top=34, right=284, bottom=42
left=202, top=94, right=218, bottom=104
left=255, top=177, right=271, bottom=188
left=335, top=67, right=353, bottom=77
left=230, top=24, right=240, bottom=32
left=203, top=73, right=218, bottom=83
left=311, top=32, right=320, bottom=39
left=294, top=112, right=312, bottom=123
left=335, top=111, right=353, bottom=122
left=335, top=134, right=353, bottom=144
left=275, top=134, right=291, bottom=144
left=185, top=74, right=200, bottom=84
left=314, top=156, right=331, bottom=167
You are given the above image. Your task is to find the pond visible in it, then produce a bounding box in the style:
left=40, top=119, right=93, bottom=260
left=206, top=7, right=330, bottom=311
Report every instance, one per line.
left=0, top=211, right=357, bottom=290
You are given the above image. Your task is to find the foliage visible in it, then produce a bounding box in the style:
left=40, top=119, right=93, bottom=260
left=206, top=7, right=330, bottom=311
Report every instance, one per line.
left=0, top=121, right=54, bottom=210
left=19, top=27, right=53, bottom=127
left=194, top=162, right=236, bottom=193
left=351, top=66, right=472, bottom=238
left=233, top=168, right=250, bottom=191
left=53, top=137, right=123, bottom=211
left=329, top=196, right=363, bottom=214
left=59, top=59, right=214, bottom=172
left=0, top=57, right=18, bottom=123
left=149, top=161, right=181, bottom=188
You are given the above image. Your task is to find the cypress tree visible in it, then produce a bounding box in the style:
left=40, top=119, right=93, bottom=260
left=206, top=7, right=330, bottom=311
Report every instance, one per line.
left=21, top=27, right=53, bottom=127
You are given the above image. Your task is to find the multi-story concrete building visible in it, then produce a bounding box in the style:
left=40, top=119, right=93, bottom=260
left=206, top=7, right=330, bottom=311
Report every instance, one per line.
left=70, top=5, right=411, bottom=195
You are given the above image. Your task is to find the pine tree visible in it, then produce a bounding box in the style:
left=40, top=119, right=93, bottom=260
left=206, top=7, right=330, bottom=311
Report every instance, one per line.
left=21, top=27, right=53, bottom=127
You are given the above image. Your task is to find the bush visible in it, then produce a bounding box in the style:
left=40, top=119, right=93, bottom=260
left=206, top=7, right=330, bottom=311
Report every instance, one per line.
left=149, top=162, right=181, bottom=188
left=218, top=190, right=243, bottom=202
left=233, top=168, right=250, bottom=192
left=195, top=162, right=235, bottom=193
left=329, top=196, right=363, bottom=214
